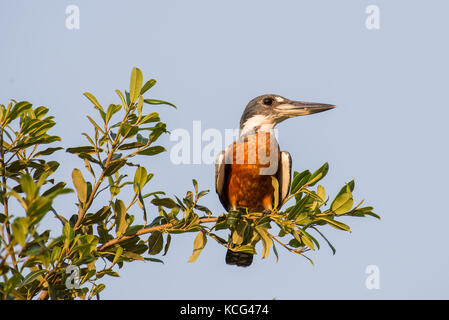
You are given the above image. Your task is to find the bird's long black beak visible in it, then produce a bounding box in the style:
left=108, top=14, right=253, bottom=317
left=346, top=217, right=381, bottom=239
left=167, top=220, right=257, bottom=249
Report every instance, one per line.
left=275, top=100, right=336, bottom=118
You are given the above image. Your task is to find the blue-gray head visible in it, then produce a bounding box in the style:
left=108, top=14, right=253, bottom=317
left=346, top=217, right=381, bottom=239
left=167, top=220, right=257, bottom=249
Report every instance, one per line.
left=239, top=94, right=336, bottom=137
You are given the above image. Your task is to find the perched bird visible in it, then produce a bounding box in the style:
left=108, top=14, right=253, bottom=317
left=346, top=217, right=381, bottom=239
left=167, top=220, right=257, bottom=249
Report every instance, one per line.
left=215, top=94, right=335, bottom=267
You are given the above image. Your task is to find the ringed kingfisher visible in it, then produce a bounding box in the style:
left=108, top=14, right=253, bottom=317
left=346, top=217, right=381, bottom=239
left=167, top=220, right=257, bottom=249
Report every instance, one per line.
left=215, top=94, right=335, bottom=267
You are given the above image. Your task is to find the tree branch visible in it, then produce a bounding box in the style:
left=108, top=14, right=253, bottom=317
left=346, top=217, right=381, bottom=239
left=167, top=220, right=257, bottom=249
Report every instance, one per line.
left=74, top=151, right=113, bottom=230
left=98, top=216, right=217, bottom=251
left=0, top=127, right=18, bottom=271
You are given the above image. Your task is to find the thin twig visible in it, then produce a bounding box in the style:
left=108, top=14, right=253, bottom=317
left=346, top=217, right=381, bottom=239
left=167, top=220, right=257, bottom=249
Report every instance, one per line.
left=98, top=217, right=217, bottom=251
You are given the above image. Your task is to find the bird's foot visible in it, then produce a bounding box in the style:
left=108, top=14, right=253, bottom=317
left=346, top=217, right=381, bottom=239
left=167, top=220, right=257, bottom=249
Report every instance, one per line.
left=262, top=209, right=273, bottom=216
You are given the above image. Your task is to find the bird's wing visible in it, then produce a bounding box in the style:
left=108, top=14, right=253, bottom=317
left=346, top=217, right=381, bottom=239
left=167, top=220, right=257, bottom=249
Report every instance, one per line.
left=215, top=150, right=230, bottom=211
left=276, top=151, right=292, bottom=209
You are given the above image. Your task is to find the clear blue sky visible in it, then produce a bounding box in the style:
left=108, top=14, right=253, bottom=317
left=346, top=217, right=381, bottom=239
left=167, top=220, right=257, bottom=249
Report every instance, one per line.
left=1, top=0, right=448, bottom=299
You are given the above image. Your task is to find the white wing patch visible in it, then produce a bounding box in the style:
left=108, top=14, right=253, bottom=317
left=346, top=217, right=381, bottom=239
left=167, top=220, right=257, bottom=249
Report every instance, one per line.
left=215, top=151, right=226, bottom=196
left=277, top=151, right=292, bottom=207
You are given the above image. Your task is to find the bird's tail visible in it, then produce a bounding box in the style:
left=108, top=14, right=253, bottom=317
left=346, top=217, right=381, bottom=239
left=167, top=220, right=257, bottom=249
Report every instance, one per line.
left=225, top=249, right=253, bottom=267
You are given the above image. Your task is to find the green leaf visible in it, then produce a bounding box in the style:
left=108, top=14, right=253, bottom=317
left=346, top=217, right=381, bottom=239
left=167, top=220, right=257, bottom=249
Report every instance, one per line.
left=231, top=220, right=247, bottom=246
left=82, top=206, right=111, bottom=226
left=192, top=179, right=198, bottom=194
left=291, top=170, right=311, bottom=194
left=302, top=189, right=324, bottom=203
left=362, top=209, right=380, bottom=219
left=84, top=158, right=96, bottom=179
left=114, top=200, right=128, bottom=237
left=63, top=222, right=74, bottom=242
left=143, top=99, right=177, bottom=109
left=133, top=166, right=148, bottom=194
left=297, top=228, right=318, bottom=251
left=346, top=206, right=380, bottom=220
left=27, top=197, right=53, bottom=224
left=208, top=232, right=227, bottom=245
left=331, top=186, right=354, bottom=215
left=20, top=269, right=47, bottom=288
left=115, top=90, right=127, bottom=109
left=66, top=146, right=99, bottom=155
left=136, top=133, right=149, bottom=145
left=139, top=112, right=160, bottom=124
left=122, top=251, right=145, bottom=261
left=308, top=162, right=329, bottom=186
left=112, top=246, right=123, bottom=265
left=137, top=146, right=166, bottom=156
left=104, top=159, right=127, bottom=177
left=194, top=204, right=212, bottom=216
left=84, top=92, right=104, bottom=112
left=72, top=168, right=88, bottom=205
left=91, top=283, right=106, bottom=296
left=108, top=176, right=120, bottom=196
left=151, top=198, right=178, bottom=209
left=51, top=246, right=62, bottom=263
left=41, top=182, right=67, bottom=198
left=33, top=147, right=63, bottom=157
left=137, top=185, right=148, bottom=224
left=163, top=234, right=171, bottom=256
left=256, top=216, right=272, bottom=229
left=272, top=242, right=279, bottom=263
left=125, top=91, right=131, bottom=106
left=316, top=185, right=325, bottom=202
left=318, top=217, right=351, bottom=231
left=12, top=217, right=29, bottom=247
left=140, top=79, right=157, bottom=95
left=149, top=122, right=167, bottom=142
left=124, top=224, right=143, bottom=236
left=105, top=104, right=122, bottom=124
left=118, top=142, right=145, bottom=150
left=188, top=230, right=207, bottom=262
left=335, top=180, right=355, bottom=199
left=310, top=226, right=336, bottom=255
left=137, top=95, right=144, bottom=119
left=129, top=67, right=143, bottom=103
left=34, top=106, right=49, bottom=119
left=256, top=227, right=272, bottom=259
left=119, top=123, right=138, bottom=139
left=235, top=244, right=257, bottom=255
left=20, top=174, right=37, bottom=201
left=197, top=190, right=209, bottom=199
left=148, top=231, right=164, bottom=255
left=86, top=115, right=105, bottom=135
left=29, top=120, right=56, bottom=136
left=3, top=272, right=23, bottom=296
left=225, top=210, right=242, bottom=229
left=13, top=135, right=61, bottom=150
left=287, top=196, right=311, bottom=221
left=144, top=257, right=164, bottom=264
left=6, top=101, right=32, bottom=123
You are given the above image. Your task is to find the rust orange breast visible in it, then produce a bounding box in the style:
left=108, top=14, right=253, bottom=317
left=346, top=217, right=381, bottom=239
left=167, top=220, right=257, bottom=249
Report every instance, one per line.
left=225, top=132, right=280, bottom=212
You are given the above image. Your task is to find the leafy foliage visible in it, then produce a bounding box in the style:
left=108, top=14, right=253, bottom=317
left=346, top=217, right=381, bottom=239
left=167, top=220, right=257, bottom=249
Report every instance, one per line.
left=0, top=68, right=378, bottom=300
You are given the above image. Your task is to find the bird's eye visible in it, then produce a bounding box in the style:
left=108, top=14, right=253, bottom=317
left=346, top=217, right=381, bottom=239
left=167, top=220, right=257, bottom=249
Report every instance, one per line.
left=263, top=97, right=274, bottom=106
